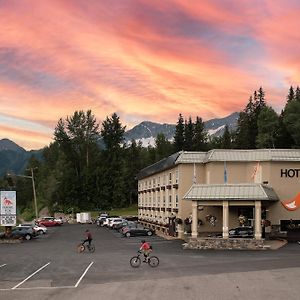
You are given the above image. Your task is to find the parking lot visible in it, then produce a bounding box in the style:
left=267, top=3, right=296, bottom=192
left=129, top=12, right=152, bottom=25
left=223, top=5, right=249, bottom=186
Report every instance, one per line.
left=1, top=223, right=300, bottom=299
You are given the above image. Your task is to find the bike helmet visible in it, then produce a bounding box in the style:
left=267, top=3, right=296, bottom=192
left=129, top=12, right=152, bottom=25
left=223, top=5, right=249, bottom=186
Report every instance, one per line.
left=141, top=240, right=145, bottom=243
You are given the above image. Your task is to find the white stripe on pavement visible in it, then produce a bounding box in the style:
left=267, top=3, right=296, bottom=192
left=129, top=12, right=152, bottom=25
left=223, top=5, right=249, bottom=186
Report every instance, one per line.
left=74, top=261, right=94, bottom=288
left=0, top=264, right=7, bottom=268
left=11, top=262, right=51, bottom=290
left=0, top=286, right=75, bottom=291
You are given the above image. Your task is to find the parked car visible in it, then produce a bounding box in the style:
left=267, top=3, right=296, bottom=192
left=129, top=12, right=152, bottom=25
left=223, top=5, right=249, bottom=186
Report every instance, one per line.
left=37, top=218, right=61, bottom=227
left=228, top=226, right=254, bottom=238
left=113, top=220, right=136, bottom=231
left=103, top=217, right=121, bottom=227
left=96, top=216, right=108, bottom=226
left=18, top=223, right=47, bottom=235
left=108, top=218, right=126, bottom=228
left=0, top=227, right=36, bottom=240
left=123, top=224, right=154, bottom=237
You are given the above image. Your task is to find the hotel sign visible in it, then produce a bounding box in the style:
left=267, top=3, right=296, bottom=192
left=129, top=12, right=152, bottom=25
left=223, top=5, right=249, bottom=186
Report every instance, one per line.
left=0, top=191, right=16, bottom=226
left=280, top=169, right=300, bottom=178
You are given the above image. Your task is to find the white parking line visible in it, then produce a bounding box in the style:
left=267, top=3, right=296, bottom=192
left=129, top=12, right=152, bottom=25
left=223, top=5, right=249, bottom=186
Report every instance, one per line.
left=11, top=262, right=51, bottom=290
left=74, top=261, right=94, bottom=288
left=0, top=264, right=7, bottom=268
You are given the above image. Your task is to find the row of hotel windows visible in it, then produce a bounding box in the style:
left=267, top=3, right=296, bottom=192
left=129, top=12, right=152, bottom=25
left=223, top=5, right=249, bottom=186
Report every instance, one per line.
left=138, top=194, right=179, bottom=208
left=138, top=170, right=179, bottom=191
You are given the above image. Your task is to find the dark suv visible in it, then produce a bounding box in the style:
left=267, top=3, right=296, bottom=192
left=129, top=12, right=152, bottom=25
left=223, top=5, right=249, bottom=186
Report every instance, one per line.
left=228, top=226, right=254, bottom=238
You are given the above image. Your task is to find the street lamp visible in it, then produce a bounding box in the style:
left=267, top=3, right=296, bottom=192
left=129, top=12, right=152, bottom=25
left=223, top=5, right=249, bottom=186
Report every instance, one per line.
left=7, top=168, right=38, bottom=220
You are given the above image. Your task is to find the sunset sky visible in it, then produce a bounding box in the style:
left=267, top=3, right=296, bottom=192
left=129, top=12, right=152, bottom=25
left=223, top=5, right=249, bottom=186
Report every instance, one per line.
left=1, top=0, right=300, bottom=150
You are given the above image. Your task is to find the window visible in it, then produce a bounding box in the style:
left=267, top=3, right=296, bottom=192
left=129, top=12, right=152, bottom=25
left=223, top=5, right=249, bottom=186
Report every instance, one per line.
left=169, top=172, right=172, bottom=184
left=169, top=195, right=172, bottom=206
left=175, top=194, right=179, bottom=207
left=175, top=170, right=179, bottom=183
left=158, top=176, right=160, bottom=186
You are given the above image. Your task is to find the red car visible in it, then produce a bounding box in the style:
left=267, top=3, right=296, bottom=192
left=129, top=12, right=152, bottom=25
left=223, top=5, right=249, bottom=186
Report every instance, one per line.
left=37, top=218, right=61, bottom=227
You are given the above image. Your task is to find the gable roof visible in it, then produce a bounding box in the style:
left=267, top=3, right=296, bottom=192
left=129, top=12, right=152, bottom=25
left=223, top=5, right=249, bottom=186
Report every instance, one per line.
left=183, top=183, right=279, bottom=201
left=137, top=149, right=300, bottom=180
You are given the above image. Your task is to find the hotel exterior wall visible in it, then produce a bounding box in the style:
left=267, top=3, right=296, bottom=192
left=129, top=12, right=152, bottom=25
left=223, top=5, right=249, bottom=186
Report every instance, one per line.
left=138, top=151, right=300, bottom=235
left=267, top=161, right=300, bottom=223
left=177, top=164, right=205, bottom=220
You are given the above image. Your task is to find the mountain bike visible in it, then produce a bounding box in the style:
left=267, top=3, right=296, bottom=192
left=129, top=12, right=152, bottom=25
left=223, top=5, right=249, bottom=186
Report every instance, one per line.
left=130, top=251, right=159, bottom=268
left=77, top=241, right=95, bottom=253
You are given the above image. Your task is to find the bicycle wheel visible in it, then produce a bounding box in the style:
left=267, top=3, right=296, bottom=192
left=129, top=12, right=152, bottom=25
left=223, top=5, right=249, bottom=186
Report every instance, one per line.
left=88, top=244, right=95, bottom=253
left=77, top=244, right=85, bottom=253
left=148, top=256, right=159, bottom=267
left=130, top=256, right=141, bottom=268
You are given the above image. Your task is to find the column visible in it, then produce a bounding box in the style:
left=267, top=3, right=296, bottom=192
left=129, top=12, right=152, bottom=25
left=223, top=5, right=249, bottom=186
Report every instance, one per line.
left=177, top=221, right=184, bottom=239
left=255, top=201, right=262, bottom=239
left=222, top=200, right=229, bottom=239
left=191, top=201, right=198, bottom=238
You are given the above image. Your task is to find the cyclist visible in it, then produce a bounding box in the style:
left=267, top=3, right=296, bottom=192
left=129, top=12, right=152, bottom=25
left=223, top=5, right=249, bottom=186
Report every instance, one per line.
left=82, top=229, right=93, bottom=247
left=139, top=240, right=152, bottom=262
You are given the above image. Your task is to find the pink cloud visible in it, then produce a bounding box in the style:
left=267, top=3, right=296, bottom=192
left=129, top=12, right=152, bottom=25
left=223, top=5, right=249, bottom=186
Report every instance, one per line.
left=0, top=0, right=299, bottom=149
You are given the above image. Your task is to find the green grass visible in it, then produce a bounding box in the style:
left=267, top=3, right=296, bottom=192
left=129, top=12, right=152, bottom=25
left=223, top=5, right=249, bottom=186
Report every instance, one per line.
left=91, top=205, right=138, bottom=218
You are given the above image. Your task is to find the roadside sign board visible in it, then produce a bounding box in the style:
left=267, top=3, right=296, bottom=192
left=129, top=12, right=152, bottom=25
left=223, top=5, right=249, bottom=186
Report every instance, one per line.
left=0, top=191, right=16, bottom=226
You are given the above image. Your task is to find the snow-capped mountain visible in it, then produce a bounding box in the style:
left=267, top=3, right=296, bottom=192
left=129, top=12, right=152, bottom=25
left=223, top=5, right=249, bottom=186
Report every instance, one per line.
left=0, top=112, right=239, bottom=175
left=124, top=112, right=239, bottom=147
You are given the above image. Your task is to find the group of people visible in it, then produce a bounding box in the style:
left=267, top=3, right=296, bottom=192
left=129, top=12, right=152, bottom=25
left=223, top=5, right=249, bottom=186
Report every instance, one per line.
left=81, top=229, right=152, bottom=260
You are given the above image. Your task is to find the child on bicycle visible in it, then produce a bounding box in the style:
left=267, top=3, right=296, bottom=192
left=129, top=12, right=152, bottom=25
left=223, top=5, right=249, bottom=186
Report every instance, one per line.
left=82, top=229, right=93, bottom=246
left=139, top=240, right=152, bottom=262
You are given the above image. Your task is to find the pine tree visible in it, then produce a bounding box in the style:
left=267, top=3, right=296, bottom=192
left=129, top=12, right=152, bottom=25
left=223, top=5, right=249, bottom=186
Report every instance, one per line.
left=53, top=110, right=100, bottom=210
left=221, top=125, right=231, bottom=149
left=155, top=133, right=173, bottom=161
left=184, top=116, right=194, bottom=151
left=287, top=86, right=295, bottom=102
left=173, top=114, right=184, bottom=152
left=100, top=113, right=126, bottom=208
left=275, top=113, right=294, bottom=148
left=295, top=86, right=300, bottom=102
left=283, top=100, right=300, bottom=147
left=192, top=116, right=207, bottom=151
left=256, top=106, right=279, bottom=148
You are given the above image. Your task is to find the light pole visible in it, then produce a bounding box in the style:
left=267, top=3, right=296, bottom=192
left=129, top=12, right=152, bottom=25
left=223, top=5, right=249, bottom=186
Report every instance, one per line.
left=7, top=168, right=38, bottom=220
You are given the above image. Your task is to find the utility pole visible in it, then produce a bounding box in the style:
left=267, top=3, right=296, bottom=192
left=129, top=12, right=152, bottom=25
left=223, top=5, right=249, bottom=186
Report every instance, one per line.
left=30, top=168, right=38, bottom=220
left=6, top=167, right=38, bottom=220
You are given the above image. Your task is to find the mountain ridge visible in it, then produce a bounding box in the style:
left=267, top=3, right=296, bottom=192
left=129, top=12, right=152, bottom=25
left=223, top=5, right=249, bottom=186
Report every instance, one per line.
left=0, top=112, right=239, bottom=175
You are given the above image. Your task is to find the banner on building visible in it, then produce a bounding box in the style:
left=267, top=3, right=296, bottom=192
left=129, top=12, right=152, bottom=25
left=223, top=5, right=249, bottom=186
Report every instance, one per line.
left=0, top=191, right=17, bottom=226
left=281, top=192, right=300, bottom=211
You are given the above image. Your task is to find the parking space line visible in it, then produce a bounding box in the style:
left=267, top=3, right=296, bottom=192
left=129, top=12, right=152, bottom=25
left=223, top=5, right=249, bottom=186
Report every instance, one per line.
left=0, top=264, right=7, bottom=268
left=11, top=262, right=51, bottom=290
left=0, top=286, right=75, bottom=291
left=74, top=261, right=94, bottom=288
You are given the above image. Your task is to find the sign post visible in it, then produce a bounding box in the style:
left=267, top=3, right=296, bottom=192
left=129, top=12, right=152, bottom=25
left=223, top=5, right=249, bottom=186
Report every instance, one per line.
left=0, top=191, right=17, bottom=226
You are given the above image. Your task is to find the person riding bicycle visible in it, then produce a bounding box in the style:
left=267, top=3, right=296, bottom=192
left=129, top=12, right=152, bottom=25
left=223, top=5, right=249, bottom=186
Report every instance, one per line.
left=139, top=240, right=152, bottom=262
left=82, top=229, right=93, bottom=247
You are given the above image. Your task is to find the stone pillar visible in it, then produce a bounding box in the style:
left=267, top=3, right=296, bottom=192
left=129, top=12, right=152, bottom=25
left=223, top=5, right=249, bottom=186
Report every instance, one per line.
left=255, top=201, right=262, bottom=239
left=191, top=201, right=198, bottom=238
left=177, top=223, right=184, bottom=239
left=222, top=200, right=229, bottom=239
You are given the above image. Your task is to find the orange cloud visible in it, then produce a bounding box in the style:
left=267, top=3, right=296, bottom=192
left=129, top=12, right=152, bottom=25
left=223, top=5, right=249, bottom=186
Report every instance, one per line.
left=0, top=0, right=299, bottom=150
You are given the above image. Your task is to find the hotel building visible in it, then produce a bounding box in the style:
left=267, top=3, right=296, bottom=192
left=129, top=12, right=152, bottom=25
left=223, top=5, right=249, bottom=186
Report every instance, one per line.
left=137, top=149, right=300, bottom=244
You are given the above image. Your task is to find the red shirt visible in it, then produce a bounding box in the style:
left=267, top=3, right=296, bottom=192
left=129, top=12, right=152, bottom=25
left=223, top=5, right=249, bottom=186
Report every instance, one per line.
left=140, top=242, right=150, bottom=250
left=86, top=232, right=92, bottom=239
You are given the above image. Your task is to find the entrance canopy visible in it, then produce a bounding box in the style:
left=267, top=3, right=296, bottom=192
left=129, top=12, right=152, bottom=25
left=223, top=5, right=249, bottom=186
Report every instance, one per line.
left=183, top=183, right=279, bottom=201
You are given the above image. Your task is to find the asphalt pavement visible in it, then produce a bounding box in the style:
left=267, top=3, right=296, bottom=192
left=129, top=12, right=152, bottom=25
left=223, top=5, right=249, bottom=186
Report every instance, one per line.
left=1, top=223, right=300, bottom=300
